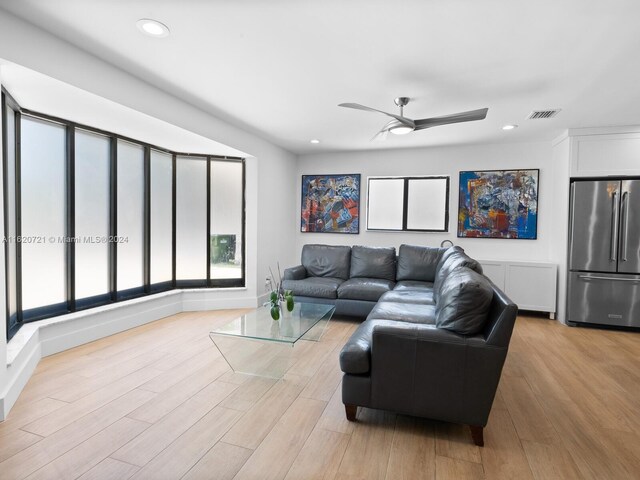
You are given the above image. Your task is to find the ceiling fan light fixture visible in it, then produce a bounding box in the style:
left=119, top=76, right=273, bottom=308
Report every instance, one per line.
left=389, top=125, right=414, bottom=135
left=136, top=19, right=170, bottom=38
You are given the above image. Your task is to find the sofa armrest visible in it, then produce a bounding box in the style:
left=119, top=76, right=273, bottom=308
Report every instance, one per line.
left=371, top=323, right=504, bottom=364
left=339, top=319, right=400, bottom=375
left=370, top=323, right=472, bottom=377
left=283, top=265, right=307, bottom=281
left=372, top=322, right=477, bottom=345
left=369, top=322, right=508, bottom=426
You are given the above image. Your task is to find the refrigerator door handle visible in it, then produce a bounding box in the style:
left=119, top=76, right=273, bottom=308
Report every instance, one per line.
left=611, top=191, right=619, bottom=261
left=578, top=274, right=640, bottom=282
left=621, top=191, right=629, bottom=262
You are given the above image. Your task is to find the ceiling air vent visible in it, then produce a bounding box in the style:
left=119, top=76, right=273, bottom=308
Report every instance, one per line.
left=526, top=109, right=561, bottom=120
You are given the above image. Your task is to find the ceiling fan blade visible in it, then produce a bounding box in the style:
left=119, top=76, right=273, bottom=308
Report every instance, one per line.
left=414, top=108, right=488, bottom=130
left=371, top=120, right=394, bottom=141
left=371, top=129, right=389, bottom=142
left=339, top=103, right=414, bottom=126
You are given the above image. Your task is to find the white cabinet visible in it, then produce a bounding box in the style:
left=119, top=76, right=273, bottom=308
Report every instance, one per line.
left=479, top=260, right=557, bottom=318
left=569, top=128, right=640, bottom=177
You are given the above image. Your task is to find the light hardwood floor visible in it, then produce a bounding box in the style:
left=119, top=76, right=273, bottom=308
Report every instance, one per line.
left=1, top=311, right=640, bottom=479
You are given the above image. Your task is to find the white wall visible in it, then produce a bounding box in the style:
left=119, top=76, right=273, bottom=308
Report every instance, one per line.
left=296, top=141, right=554, bottom=264
left=550, top=135, right=571, bottom=323
left=257, top=154, right=298, bottom=300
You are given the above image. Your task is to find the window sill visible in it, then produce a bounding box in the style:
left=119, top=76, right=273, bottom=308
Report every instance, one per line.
left=6, top=286, right=248, bottom=367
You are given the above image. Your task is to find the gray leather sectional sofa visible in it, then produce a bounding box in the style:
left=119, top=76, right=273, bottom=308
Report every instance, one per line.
left=283, top=243, right=518, bottom=446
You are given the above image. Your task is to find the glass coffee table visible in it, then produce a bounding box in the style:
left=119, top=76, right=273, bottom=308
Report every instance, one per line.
left=209, top=302, right=335, bottom=379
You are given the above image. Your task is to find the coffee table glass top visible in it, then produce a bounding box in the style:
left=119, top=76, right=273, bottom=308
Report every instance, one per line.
left=210, top=302, right=335, bottom=345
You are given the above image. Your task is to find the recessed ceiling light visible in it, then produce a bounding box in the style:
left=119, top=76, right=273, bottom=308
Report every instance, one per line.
left=502, top=124, right=518, bottom=131
left=310, top=139, right=320, bottom=144
left=136, top=19, right=170, bottom=38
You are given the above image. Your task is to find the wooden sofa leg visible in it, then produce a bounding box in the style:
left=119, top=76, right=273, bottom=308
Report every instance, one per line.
left=469, top=425, right=484, bottom=447
left=345, top=404, right=357, bottom=421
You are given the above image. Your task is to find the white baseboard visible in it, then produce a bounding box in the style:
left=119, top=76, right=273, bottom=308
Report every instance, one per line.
left=1, top=288, right=258, bottom=421
left=1, top=331, right=41, bottom=421
left=182, top=289, right=258, bottom=311
left=39, top=296, right=183, bottom=357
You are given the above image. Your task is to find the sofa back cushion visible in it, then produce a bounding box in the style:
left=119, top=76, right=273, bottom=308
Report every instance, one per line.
left=438, top=245, right=464, bottom=266
left=301, top=244, right=352, bottom=280
left=435, top=266, right=493, bottom=335
left=396, top=245, right=446, bottom=282
left=350, top=245, right=396, bottom=281
left=433, top=247, right=482, bottom=303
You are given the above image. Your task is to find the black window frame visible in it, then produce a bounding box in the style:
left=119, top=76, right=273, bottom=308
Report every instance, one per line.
left=2, top=88, right=22, bottom=340
left=366, top=175, right=450, bottom=232
left=1, top=87, right=246, bottom=340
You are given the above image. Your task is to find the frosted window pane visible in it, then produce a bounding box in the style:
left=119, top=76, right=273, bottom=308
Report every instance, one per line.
left=176, top=156, right=206, bottom=280
left=117, top=140, right=144, bottom=291
left=75, top=130, right=110, bottom=298
left=5, top=106, right=18, bottom=323
left=150, top=150, right=173, bottom=284
left=210, top=161, right=243, bottom=279
left=21, top=117, right=67, bottom=309
left=407, top=178, right=448, bottom=230
left=367, top=178, right=404, bottom=230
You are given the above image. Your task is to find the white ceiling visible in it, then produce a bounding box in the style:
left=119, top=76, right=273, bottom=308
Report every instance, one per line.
left=1, top=0, right=640, bottom=154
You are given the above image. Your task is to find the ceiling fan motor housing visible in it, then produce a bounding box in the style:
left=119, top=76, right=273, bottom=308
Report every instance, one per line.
left=394, top=97, right=410, bottom=107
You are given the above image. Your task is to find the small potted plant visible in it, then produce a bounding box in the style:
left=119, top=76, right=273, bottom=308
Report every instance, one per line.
left=284, top=289, right=295, bottom=313
left=269, top=290, right=281, bottom=320
left=268, top=263, right=295, bottom=320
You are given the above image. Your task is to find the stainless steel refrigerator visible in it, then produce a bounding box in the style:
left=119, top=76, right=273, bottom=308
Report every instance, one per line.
left=568, top=179, right=640, bottom=328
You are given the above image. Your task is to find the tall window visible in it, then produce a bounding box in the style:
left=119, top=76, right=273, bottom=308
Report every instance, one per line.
left=210, top=160, right=244, bottom=283
left=176, top=156, right=207, bottom=285
left=150, top=150, right=173, bottom=288
left=1, top=88, right=245, bottom=340
left=75, top=130, right=111, bottom=306
left=117, top=140, right=145, bottom=297
left=20, top=117, right=67, bottom=318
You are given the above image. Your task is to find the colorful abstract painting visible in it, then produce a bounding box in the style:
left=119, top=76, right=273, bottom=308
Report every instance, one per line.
left=458, top=169, right=539, bottom=239
left=301, top=174, right=360, bottom=233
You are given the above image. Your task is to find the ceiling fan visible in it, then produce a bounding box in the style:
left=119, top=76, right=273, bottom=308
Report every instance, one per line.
left=338, top=97, right=488, bottom=140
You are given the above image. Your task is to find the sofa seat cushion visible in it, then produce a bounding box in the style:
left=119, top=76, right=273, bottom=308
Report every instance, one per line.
left=350, top=245, right=397, bottom=281
left=339, top=319, right=403, bottom=374
left=282, top=277, right=344, bottom=299
left=337, top=278, right=395, bottom=302
left=367, top=301, right=437, bottom=325
left=301, top=244, right=351, bottom=280
left=393, top=280, right=434, bottom=292
left=436, top=266, right=493, bottom=335
left=379, top=290, right=435, bottom=305
left=396, top=244, right=445, bottom=282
